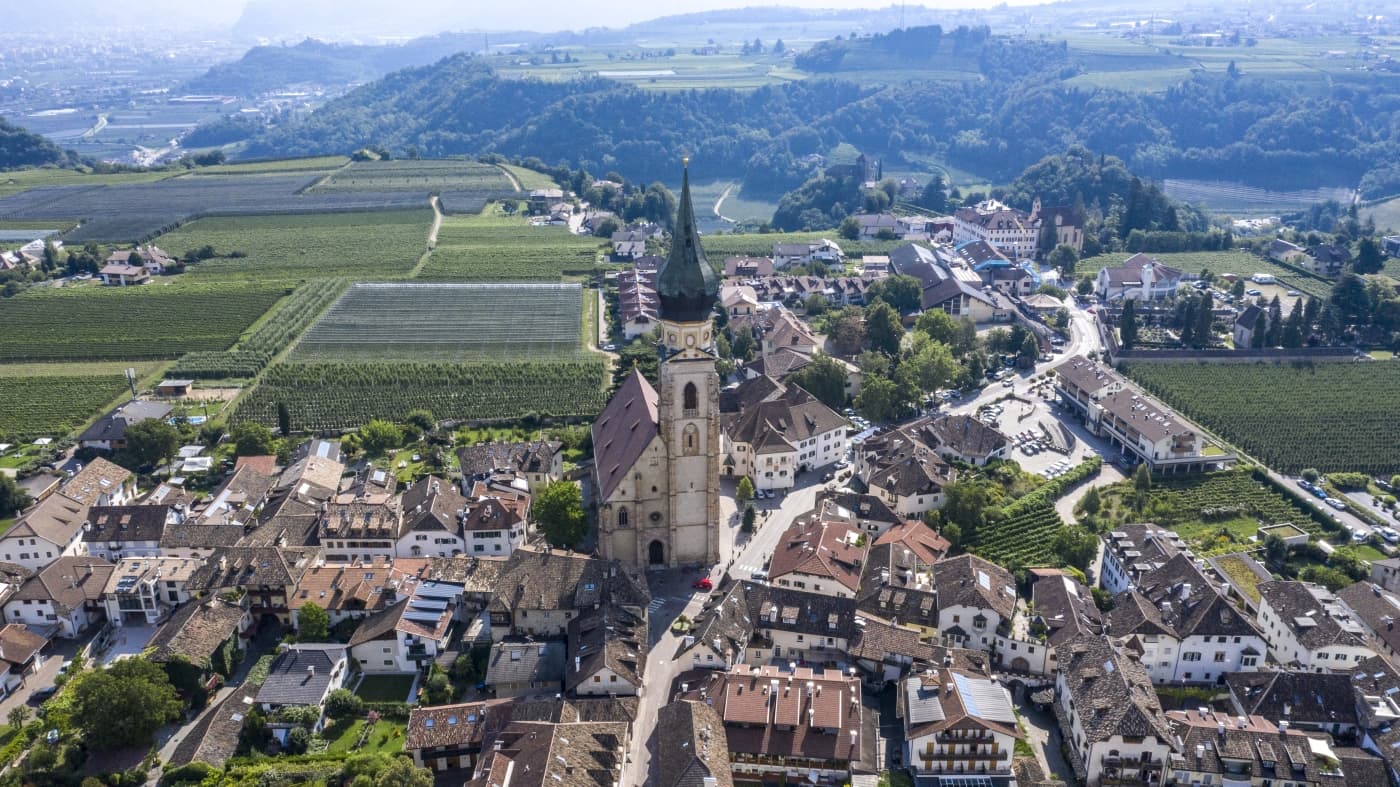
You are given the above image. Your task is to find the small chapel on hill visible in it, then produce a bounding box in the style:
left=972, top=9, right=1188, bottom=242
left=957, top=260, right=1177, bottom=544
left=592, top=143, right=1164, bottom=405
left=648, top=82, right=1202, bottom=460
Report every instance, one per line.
left=591, top=161, right=722, bottom=567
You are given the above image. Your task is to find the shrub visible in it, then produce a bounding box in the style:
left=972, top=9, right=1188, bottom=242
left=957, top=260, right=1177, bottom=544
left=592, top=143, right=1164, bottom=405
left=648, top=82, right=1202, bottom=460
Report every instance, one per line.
left=325, top=688, right=365, bottom=719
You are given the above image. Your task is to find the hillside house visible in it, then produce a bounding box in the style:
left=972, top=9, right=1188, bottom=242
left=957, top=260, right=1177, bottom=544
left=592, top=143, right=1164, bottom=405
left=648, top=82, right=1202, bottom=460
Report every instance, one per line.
left=902, top=668, right=1022, bottom=785
left=78, top=401, right=174, bottom=451
left=97, top=263, right=150, bottom=286
left=1095, top=253, right=1184, bottom=301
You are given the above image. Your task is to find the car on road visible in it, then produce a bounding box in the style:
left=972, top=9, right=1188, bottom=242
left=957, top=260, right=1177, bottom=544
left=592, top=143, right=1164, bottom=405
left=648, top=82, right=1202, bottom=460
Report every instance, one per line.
left=1002, top=379, right=1014, bottom=387
left=1286, top=290, right=1301, bottom=297
left=692, top=578, right=713, bottom=590
left=1246, top=288, right=1262, bottom=297
left=821, top=472, right=834, bottom=482
left=602, top=343, right=616, bottom=351
left=1311, top=487, right=1329, bottom=500
left=749, top=570, right=769, bottom=582
left=1326, top=498, right=1347, bottom=511
left=1382, top=528, right=1400, bottom=544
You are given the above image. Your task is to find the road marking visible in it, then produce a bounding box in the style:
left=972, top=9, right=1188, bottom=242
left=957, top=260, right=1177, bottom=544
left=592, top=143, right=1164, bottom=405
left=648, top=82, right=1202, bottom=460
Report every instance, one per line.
left=646, top=598, right=666, bottom=612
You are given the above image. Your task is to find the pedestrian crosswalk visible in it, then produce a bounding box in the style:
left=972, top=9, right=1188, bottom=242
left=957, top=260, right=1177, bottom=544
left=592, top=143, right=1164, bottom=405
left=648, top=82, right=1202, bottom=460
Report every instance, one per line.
left=734, top=564, right=766, bottom=577
left=646, top=597, right=667, bottom=613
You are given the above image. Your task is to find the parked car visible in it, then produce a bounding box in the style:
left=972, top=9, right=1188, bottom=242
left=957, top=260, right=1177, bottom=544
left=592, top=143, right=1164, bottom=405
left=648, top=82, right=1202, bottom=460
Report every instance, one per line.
left=692, top=577, right=713, bottom=591
left=603, top=343, right=616, bottom=351
left=1311, top=487, right=1329, bottom=500
left=1326, top=498, right=1347, bottom=511
left=749, top=570, right=769, bottom=582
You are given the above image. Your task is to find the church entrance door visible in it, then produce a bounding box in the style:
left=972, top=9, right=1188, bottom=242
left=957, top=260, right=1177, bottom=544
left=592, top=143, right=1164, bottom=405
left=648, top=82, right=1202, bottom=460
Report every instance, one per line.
left=648, top=539, right=666, bottom=566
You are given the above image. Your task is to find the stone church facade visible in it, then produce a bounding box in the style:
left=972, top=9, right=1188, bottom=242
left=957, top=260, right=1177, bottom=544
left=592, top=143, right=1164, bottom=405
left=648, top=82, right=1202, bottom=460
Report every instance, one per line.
left=592, top=162, right=721, bottom=567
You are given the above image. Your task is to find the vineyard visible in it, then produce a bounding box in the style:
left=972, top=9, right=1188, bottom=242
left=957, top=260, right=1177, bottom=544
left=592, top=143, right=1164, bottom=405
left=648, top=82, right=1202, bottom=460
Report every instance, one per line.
left=698, top=232, right=913, bottom=264
left=234, top=359, right=609, bottom=430
left=156, top=210, right=433, bottom=281
left=0, top=174, right=430, bottom=243
left=169, top=279, right=348, bottom=379
left=188, top=156, right=349, bottom=176
left=1094, top=470, right=1336, bottom=557
left=1162, top=179, right=1356, bottom=217
left=0, top=282, right=287, bottom=362
left=0, top=373, right=130, bottom=440
left=1080, top=250, right=1332, bottom=300
left=1124, top=361, right=1400, bottom=474
left=415, top=209, right=608, bottom=281
left=966, top=503, right=1066, bottom=568
left=290, top=282, right=587, bottom=362
left=311, top=160, right=516, bottom=193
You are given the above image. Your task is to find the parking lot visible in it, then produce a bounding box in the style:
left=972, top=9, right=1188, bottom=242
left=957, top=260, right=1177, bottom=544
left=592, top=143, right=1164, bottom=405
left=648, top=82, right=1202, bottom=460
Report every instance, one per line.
left=967, top=383, right=1095, bottom=479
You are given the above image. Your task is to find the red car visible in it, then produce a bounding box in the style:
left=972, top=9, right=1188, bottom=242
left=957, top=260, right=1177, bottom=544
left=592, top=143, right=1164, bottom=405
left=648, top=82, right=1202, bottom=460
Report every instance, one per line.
left=692, top=577, right=713, bottom=591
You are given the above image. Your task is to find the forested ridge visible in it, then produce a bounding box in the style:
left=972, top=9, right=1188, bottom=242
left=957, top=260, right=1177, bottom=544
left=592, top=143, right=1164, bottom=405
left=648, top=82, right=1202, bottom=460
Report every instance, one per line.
left=0, top=116, right=83, bottom=171
left=219, top=28, right=1400, bottom=199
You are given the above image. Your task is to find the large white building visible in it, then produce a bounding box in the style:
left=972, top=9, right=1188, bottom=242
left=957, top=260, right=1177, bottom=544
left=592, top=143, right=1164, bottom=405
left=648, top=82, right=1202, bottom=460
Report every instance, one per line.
left=721, top=383, right=849, bottom=491
left=1257, top=580, right=1376, bottom=672
left=902, top=668, right=1022, bottom=785
left=1094, top=253, right=1184, bottom=302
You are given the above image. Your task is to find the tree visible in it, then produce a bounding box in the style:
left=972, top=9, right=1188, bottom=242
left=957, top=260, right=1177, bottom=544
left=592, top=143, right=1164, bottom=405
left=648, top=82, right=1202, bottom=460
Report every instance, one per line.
left=838, top=216, right=860, bottom=241
left=790, top=354, right=849, bottom=410
left=71, top=658, right=182, bottom=750
left=0, top=474, right=30, bottom=519
left=1250, top=309, right=1267, bottom=348
left=1231, top=278, right=1246, bottom=299
left=1119, top=299, right=1138, bottom=350
left=1047, top=244, right=1077, bottom=276
left=826, top=308, right=866, bottom=355
left=866, top=275, right=922, bottom=314
left=1301, top=468, right=1320, bottom=483
left=917, top=173, right=947, bottom=212
left=1356, top=236, right=1384, bottom=275
left=1017, top=333, right=1039, bottom=369
left=405, top=409, right=436, bottom=434
left=1133, top=463, right=1152, bottom=509
left=534, top=481, right=586, bottom=548
left=803, top=292, right=829, bottom=316
left=1263, top=534, right=1288, bottom=567
left=358, top=419, right=403, bottom=456
left=855, top=375, right=899, bottom=423
left=736, top=476, right=755, bottom=503
left=1331, top=273, right=1373, bottom=325
left=298, top=601, right=330, bottom=641
left=914, top=309, right=957, bottom=347
left=423, top=665, right=453, bottom=705
left=1193, top=292, right=1214, bottom=347
left=375, top=757, right=434, bottom=787
left=904, top=339, right=959, bottom=393
left=276, top=401, right=292, bottom=437
left=324, top=688, right=365, bottom=718
left=7, top=705, right=28, bottom=731
left=939, top=521, right=962, bottom=549
left=1052, top=527, right=1099, bottom=573
left=123, top=418, right=179, bottom=471
left=231, top=421, right=277, bottom=457
left=1080, top=486, right=1102, bottom=516
left=1265, top=296, right=1284, bottom=347
left=741, top=504, right=756, bottom=534
left=1281, top=301, right=1305, bottom=348
left=865, top=301, right=904, bottom=356
left=773, top=39, right=786, bottom=54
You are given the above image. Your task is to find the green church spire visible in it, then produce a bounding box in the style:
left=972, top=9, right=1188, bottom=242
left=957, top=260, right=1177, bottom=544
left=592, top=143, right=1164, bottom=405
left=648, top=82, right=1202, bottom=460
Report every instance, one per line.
left=655, top=158, right=719, bottom=323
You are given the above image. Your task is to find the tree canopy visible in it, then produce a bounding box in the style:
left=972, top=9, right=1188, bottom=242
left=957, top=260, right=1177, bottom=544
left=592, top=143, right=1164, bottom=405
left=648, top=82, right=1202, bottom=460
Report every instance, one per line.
left=71, top=658, right=183, bottom=750
left=534, top=481, right=587, bottom=548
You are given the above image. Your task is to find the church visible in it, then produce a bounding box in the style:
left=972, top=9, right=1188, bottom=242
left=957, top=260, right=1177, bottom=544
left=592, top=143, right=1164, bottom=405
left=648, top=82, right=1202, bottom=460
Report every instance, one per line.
left=591, top=162, right=722, bottom=567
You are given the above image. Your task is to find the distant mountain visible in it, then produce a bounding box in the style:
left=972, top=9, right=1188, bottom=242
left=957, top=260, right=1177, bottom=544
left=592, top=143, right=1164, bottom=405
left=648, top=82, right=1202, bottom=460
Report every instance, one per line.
left=0, top=117, right=83, bottom=171
left=182, top=36, right=488, bottom=97
left=2, top=0, right=238, bottom=32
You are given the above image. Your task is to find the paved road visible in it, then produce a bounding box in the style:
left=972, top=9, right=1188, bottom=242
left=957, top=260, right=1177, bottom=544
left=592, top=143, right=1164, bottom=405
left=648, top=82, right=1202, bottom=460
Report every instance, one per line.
left=0, top=629, right=94, bottom=722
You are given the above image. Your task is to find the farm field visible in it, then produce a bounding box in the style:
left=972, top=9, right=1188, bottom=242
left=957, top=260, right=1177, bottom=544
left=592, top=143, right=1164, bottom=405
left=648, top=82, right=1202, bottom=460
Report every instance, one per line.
left=1124, top=362, right=1400, bottom=475
left=1163, top=179, right=1355, bottom=217
left=499, top=164, right=559, bottom=191
left=311, top=159, right=516, bottom=194
left=415, top=207, right=608, bottom=280
left=1091, top=470, right=1336, bottom=557
left=1080, top=249, right=1332, bottom=300
left=170, top=278, right=348, bottom=379
left=1362, top=195, right=1400, bottom=235
left=156, top=210, right=432, bottom=281
left=235, top=358, right=610, bottom=430
left=187, top=156, right=349, bottom=176
left=0, top=281, right=287, bottom=362
left=0, top=174, right=430, bottom=243
left=0, top=362, right=150, bottom=440
left=0, top=167, right=177, bottom=198
left=290, top=282, right=586, bottom=362
left=698, top=231, right=912, bottom=262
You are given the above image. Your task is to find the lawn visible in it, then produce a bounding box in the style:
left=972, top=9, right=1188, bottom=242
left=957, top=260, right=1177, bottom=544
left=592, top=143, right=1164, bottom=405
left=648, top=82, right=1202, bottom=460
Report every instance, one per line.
left=1213, top=553, right=1265, bottom=604
left=325, top=718, right=405, bottom=755
left=1336, top=543, right=1388, bottom=562
left=157, top=210, right=433, bottom=282
left=354, top=674, right=416, bottom=703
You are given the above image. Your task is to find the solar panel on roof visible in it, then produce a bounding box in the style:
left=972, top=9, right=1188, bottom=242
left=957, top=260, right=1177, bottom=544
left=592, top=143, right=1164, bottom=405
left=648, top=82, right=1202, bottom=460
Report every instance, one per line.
left=415, top=582, right=458, bottom=598
left=409, top=598, right=448, bottom=611
left=402, top=610, right=444, bottom=623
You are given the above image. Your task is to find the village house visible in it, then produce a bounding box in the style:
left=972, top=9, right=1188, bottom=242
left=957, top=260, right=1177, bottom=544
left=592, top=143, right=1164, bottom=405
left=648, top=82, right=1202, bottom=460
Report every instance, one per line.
left=404, top=700, right=490, bottom=772
left=456, top=440, right=563, bottom=493
left=1029, top=569, right=1104, bottom=673
left=615, top=266, right=661, bottom=339
left=146, top=595, right=250, bottom=687
left=1256, top=580, right=1376, bottom=672
left=528, top=188, right=564, bottom=213
left=853, top=421, right=957, bottom=518
left=396, top=475, right=468, bottom=558
left=656, top=700, right=733, bottom=787
left=1055, top=355, right=1236, bottom=474
left=1105, top=553, right=1266, bottom=684
left=674, top=664, right=868, bottom=785
left=1333, top=581, right=1400, bottom=666
left=768, top=518, right=866, bottom=599
left=81, top=504, right=178, bottom=561
left=101, top=555, right=200, bottom=627
left=810, top=491, right=905, bottom=539
left=4, top=556, right=114, bottom=638
left=1053, top=633, right=1174, bottom=787
left=256, top=644, right=350, bottom=737
left=288, top=558, right=400, bottom=630
left=1098, top=524, right=1188, bottom=595
left=317, top=473, right=403, bottom=563
left=724, top=256, right=775, bottom=278
left=1232, top=303, right=1270, bottom=348
left=772, top=239, right=844, bottom=268
left=104, top=245, right=173, bottom=275
left=461, top=717, right=630, bottom=787
left=1304, top=243, right=1351, bottom=276
left=1270, top=238, right=1308, bottom=264
left=611, top=230, right=648, bottom=261
left=953, top=200, right=1039, bottom=260
left=485, top=546, right=649, bottom=640
left=1224, top=670, right=1359, bottom=739
left=930, top=554, right=1017, bottom=652
left=852, top=213, right=900, bottom=239
left=484, top=637, right=566, bottom=698
left=97, top=263, right=150, bottom=286
left=566, top=603, right=647, bottom=696
left=184, top=546, right=316, bottom=628
left=0, top=624, right=47, bottom=698
left=888, top=243, right=1006, bottom=321
left=901, top=667, right=1023, bottom=785
left=1165, top=708, right=1385, bottom=787
left=721, top=383, right=849, bottom=491
left=678, top=581, right=857, bottom=669
left=78, top=400, right=174, bottom=452
left=0, top=459, right=135, bottom=571
left=922, top=413, right=1010, bottom=467
left=1094, top=253, right=1184, bottom=302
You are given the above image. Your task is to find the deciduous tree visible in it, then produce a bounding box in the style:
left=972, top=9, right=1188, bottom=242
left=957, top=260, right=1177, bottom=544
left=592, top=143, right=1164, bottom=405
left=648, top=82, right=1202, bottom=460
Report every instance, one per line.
left=535, top=481, right=586, bottom=548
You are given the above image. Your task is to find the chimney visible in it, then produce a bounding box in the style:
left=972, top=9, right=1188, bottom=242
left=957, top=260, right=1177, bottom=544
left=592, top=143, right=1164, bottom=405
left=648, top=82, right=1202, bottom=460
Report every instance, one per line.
left=307, top=664, right=316, bottom=676
left=1278, top=720, right=1289, bottom=736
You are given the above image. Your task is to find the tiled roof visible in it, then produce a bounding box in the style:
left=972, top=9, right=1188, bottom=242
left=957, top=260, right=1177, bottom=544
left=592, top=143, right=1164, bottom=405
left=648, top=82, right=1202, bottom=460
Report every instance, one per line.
left=656, top=700, right=733, bottom=787
left=62, top=457, right=134, bottom=506
left=5, top=493, right=89, bottom=548
left=925, top=413, right=1008, bottom=461
left=0, top=624, right=45, bottom=667
left=902, top=668, right=1020, bottom=740
left=1054, top=633, right=1170, bottom=744
left=768, top=518, right=866, bottom=593
left=186, top=546, right=313, bottom=592
left=469, top=719, right=628, bottom=787
left=82, top=504, right=171, bottom=545
left=931, top=554, right=1016, bottom=621
left=77, top=402, right=172, bottom=445
left=592, top=370, right=659, bottom=501
left=457, top=441, right=562, bottom=478
left=147, top=597, right=246, bottom=665
left=486, top=638, right=566, bottom=690
left=1224, top=670, right=1358, bottom=729
left=255, top=645, right=345, bottom=706
left=13, top=557, right=113, bottom=614
left=566, top=604, right=647, bottom=691
left=1115, top=553, right=1261, bottom=641
left=857, top=544, right=939, bottom=627
left=404, top=701, right=489, bottom=751
left=1336, top=581, right=1400, bottom=655
left=290, top=560, right=397, bottom=613
left=1099, top=253, right=1184, bottom=286
left=347, top=598, right=407, bottom=646
left=1030, top=571, right=1103, bottom=645
left=402, top=475, right=467, bottom=534
left=1259, top=580, right=1370, bottom=651
left=489, top=546, right=650, bottom=617
left=848, top=617, right=943, bottom=665
left=726, top=383, right=847, bottom=458
left=872, top=519, right=950, bottom=565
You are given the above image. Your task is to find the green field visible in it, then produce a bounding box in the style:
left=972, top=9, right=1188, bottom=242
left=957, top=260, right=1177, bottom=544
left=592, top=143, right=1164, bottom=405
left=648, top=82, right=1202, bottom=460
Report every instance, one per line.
left=1125, top=362, right=1400, bottom=475
left=290, top=282, right=587, bottom=362
left=698, top=231, right=911, bottom=262
left=416, top=206, right=608, bottom=280
left=170, top=278, right=348, bottom=379
left=186, top=156, right=349, bottom=176
left=0, top=281, right=287, bottom=362
left=967, top=504, right=1067, bottom=569
left=311, top=159, right=514, bottom=193
left=1164, top=179, right=1356, bottom=218
left=1362, top=195, right=1400, bottom=235
left=0, top=372, right=129, bottom=440
left=1080, top=250, right=1332, bottom=299
left=235, top=358, right=609, bottom=431
left=1093, top=470, right=1335, bottom=557
left=156, top=210, right=433, bottom=281
left=499, top=164, right=559, bottom=191
left=0, top=167, right=176, bottom=198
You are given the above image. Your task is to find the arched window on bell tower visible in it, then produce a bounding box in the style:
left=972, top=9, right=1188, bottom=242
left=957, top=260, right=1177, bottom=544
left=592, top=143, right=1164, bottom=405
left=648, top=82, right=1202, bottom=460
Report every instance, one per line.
left=683, top=423, right=700, bottom=456
left=683, top=381, right=699, bottom=415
